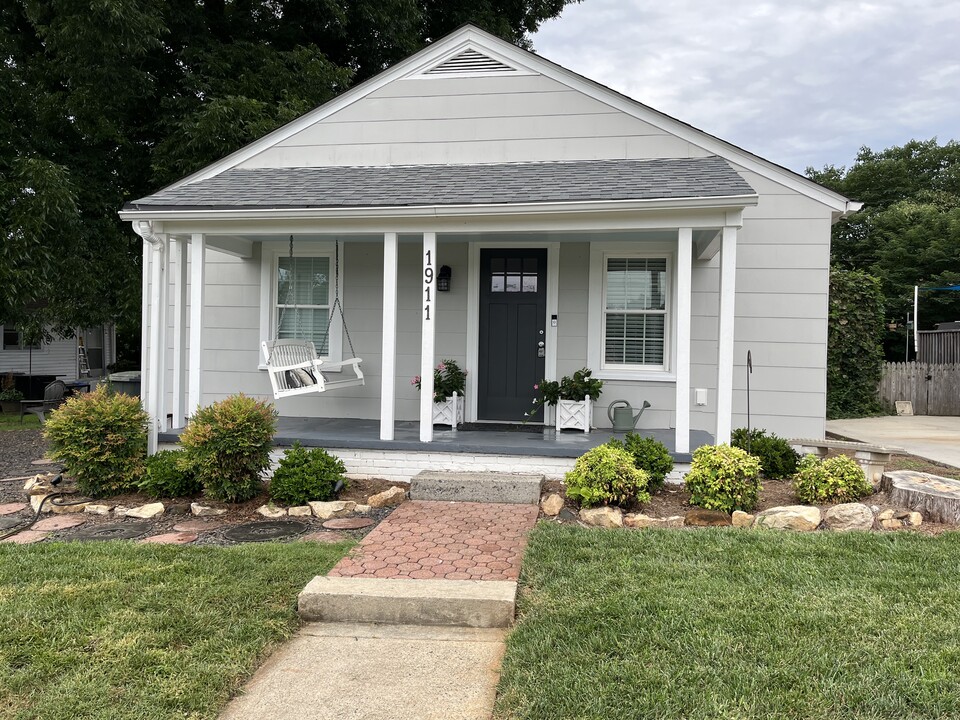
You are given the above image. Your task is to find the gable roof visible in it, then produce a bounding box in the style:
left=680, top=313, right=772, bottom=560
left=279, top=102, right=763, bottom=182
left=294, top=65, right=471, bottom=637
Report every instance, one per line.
left=131, top=24, right=856, bottom=215
left=128, top=157, right=755, bottom=210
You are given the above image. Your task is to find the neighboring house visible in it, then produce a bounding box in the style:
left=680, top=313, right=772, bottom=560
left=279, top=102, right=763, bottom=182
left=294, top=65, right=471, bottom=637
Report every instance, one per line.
left=120, top=25, right=859, bottom=465
left=0, top=324, right=115, bottom=389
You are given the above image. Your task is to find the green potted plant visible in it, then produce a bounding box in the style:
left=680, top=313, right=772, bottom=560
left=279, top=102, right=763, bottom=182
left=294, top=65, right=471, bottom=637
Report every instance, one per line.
left=525, top=368, right=603, bottom=434
left=0, top=375, right=24, bottom=414
left=412, top=359, right=467, bottom=429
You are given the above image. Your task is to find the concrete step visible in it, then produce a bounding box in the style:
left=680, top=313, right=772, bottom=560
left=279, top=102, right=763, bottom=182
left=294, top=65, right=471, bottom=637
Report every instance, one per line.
left=410, top=470, right=542, bottom=504
left=298, top=576, right=517, bottom=628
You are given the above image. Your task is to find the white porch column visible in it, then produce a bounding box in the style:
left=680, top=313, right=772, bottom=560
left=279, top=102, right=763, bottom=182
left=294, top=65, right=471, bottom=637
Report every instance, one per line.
left=380, top=232, right=399, bottom=440
left=716, top=225, right=738, bottom=444
left=188, top=233, right=206, bottom=417
left=147, top=235, right=167, bottom=454
left=171, top=236, right=188, bottom=427
left=675, top=228, right=693, bottom=454
left=419, top=232, right=437, bottom=442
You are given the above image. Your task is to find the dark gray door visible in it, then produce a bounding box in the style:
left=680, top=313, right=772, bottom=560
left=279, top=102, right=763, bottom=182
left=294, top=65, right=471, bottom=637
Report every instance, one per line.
left=478, top=249, right=547, bottom=421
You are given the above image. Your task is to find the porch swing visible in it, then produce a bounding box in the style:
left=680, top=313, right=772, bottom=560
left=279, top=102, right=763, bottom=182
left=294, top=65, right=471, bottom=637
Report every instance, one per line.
left=261, top=237, right=364, bottom=399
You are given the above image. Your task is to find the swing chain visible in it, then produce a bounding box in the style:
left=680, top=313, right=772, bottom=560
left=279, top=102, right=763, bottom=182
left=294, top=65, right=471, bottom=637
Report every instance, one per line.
left=320, top=241, right=358, bottom=359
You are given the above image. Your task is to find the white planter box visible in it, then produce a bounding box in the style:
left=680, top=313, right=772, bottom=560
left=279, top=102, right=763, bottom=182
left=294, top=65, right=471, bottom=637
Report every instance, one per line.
left=555, top=395, right=592, bottom=435
left=432, top=391, right=464, bottom=430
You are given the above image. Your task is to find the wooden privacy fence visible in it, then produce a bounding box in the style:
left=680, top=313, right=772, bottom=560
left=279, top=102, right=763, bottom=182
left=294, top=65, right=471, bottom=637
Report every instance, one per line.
left=880, top=362, right=960, bottom=415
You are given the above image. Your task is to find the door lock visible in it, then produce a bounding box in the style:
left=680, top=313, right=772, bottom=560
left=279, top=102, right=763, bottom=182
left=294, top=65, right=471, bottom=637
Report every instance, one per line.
left=537, top=341, right=545, bottom=358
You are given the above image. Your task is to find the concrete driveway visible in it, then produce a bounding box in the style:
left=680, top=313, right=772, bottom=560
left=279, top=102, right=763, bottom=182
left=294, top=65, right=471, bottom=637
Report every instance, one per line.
left=826, top=415, right=960, bottom=469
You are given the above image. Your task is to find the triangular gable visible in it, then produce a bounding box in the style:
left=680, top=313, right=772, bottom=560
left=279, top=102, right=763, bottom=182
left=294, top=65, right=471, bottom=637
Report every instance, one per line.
left=161, top=24, right=854, bottom=213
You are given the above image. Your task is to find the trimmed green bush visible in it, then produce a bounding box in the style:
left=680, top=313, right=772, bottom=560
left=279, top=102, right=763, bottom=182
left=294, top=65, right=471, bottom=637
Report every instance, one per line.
left=731, top=428, right=800, bottom=480
left=269, top=443, right=347, bottom=506
left=793, top=454, right=873, bottom=504
left=684, top=444, right=762, bottom=513
left=43, top=386, right=148, bottom=497
left=618, top=433, right=674, bottom=491
left=180, top=394, right=277, bottom=503
left=140, top=449, right=201, bottom=498
left=566, top=444, right=650, bottom=508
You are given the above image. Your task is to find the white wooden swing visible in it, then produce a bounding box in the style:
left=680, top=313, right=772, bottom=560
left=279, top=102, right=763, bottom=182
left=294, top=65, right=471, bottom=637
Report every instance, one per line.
left=261, top=238, right=364, bottom=399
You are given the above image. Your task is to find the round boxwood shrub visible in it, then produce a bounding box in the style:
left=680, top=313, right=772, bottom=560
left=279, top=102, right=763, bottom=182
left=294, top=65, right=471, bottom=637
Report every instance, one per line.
left=619, top=433, right=674, bottom=491
left=180, top=394, right=277, bottom=503
left=793, top=454, right=872, bottom=504
left=269, top=443, right=347, bottom=506
left=565, top=444, right=650, bottom=508
left=43, top=385, right=148, bottom=497
left=731, top=427, right=800, bottom=479
left=140, top=449, right=201, bottom=498
left=685, top=444, right=762, bottom=513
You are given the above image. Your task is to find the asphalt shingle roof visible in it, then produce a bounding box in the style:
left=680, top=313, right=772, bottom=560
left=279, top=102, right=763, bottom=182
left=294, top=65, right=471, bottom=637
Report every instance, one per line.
left=128, top=156, right=755, bottom=210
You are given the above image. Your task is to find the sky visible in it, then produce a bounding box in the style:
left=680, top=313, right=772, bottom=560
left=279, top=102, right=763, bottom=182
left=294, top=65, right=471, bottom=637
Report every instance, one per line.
left=531, top=0, right=959, bottom=174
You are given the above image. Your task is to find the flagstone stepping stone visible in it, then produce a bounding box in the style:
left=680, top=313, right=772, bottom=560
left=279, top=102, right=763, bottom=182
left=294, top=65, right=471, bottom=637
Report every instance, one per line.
left=31, top=458, right=58, bottom=466
left=0, top=517, right=24, bottom=531
left=300, top=531, right=350, bottom=544
left=33, top=515, right=87, bottom=532
left=322, top=517, right=375, bottom=530
left=2, top=530, right=49, bottom=544
left=0, top=503, right=27, bottom=516
left=70, top=522, right=152, bottom=541
left=173, top=519, right=223, bottom=533
left=222, top=520, right=309, bottom=543
left=139, top=532, right=199, bottom=545
left=880, top=471, right=960, bottom=524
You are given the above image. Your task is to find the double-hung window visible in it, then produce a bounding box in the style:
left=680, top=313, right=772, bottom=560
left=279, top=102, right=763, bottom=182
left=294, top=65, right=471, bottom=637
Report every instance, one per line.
left=276, top=255, right=332, bottom=355
left=602, top=256, right=668, bottom=369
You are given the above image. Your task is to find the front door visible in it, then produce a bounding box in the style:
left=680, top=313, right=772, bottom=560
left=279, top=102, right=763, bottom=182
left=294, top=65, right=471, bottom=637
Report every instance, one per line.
left=478, top=248, right=547, bottom=421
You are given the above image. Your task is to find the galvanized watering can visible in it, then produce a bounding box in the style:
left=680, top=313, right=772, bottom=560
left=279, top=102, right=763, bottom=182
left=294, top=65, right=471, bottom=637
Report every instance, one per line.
left=607, top=399, right=651, bottom=432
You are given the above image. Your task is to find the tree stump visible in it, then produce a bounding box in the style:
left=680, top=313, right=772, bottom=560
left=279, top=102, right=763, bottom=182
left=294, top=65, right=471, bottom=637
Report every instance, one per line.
left=880, top=471, right=960, bottom=524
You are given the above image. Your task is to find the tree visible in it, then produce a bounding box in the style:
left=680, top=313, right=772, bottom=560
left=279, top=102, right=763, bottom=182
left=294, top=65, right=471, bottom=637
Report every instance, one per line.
left=827, top=269, right=884, bottom=418
left=808, top=139, right=960, bottom=358
left=1, top=0, right=578, bottom=358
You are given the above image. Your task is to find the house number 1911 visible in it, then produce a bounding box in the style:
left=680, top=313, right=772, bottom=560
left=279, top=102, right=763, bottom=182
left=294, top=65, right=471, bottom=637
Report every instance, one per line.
left=424, top=249, right=433, bottom=321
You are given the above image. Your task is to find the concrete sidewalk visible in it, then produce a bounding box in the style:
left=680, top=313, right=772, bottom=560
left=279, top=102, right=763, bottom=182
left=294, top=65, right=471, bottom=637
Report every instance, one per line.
left=827, top=415, right=960, bottom=469
left=219, top=623, right=506, bottom=720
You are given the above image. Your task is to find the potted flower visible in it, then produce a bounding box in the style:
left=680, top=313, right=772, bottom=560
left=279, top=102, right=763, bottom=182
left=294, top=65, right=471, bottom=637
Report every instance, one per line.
left=525, top=368, right=603, bottom=434
left=0, top=375, right=23, bottom=414
left=412, top=359, right=467, bottom=429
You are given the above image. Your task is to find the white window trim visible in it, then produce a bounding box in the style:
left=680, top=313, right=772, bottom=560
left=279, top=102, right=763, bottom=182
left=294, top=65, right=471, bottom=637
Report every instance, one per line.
left=258, top=241, right=344, bottom=371
left=587, top=242, right=677, bottom=381
left=0, top=326, right=42, bottom=352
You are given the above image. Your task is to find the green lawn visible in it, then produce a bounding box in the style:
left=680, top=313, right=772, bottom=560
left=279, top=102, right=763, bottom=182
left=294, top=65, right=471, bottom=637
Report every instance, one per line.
left=497, top=523, right=960, bottom=720
left=0, top=540, right=352, bottom=720
left=0, top=413, right=40, bottom=430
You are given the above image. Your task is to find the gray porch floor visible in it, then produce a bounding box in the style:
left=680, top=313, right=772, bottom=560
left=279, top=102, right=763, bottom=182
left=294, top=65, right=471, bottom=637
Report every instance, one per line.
left=160, top=417, right=711, bottom=462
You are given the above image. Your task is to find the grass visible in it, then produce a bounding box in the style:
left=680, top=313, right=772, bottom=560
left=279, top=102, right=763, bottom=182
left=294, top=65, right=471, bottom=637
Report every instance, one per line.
left=0, top=413, right=40, bottom=430
left=0, top=540, right=352, bottom=720
left=496, top=523, right=960, bottom=720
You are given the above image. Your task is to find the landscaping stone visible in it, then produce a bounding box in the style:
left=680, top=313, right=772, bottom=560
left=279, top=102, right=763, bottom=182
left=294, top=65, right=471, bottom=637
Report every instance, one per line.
left=166, top=503, right=191, bottom=515
left=660, top=515, right=685, bottom=528
left=367, top=487, right=407, bottom=508
left=880, top=470, right=960, bottom=524
left=257, top=505, right=287, bottom=519
left=558, top=507, right=579, bottom=523
left=0, top=517, right=22, bottom=531
left=29, top=494, right=53, bottom=514
left=24, top=473, right=56, bottom=494
left=877, top=508, right=895, bottom=521
left=907, top=511, right=923, bottom=527
left=2, top=530, right=49, bottom=544
left=0, top=502, right=27, bottom=516
left=288, top=506, right=312, bottom=517
left=879, top=518, right=901, bottom=531
left=754, top=505, right=821, bottom=531
left=309, top=500, right=357, bottom=519
left=540, top=493, right=564, bottom=517
left=731, top=511, right=755, bottom=528
left=322, top=517, right=375, bottom=530
left=191, top=503, right=226, bottom=517
left=125, top=502, right=165, bottom=520
left=623, top=512, right=657, bottom=528
left=222, top=520, right=309, bottom=543
left=684, top=509, right=731, bottom=527
left=173, top=519, right=223, bottom=533
left=579, top=506, right=623, bottom=528
left=33, top=515, right=86, bottom=532
left=113, top=506, right=131, bottom=517
left=139, top=532, right=198, bottom=545
left=300, top=531, right=350, bottom=544
left=51, top=499, right=89, bottom=514
left=355, top=504, right=371, bottom=514
left=85, top=504, right=113, bottom=515
left=823, top=503, right=874, bottom=532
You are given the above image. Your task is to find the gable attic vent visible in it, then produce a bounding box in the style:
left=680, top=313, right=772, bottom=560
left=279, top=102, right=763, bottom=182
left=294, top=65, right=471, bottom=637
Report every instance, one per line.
left=424, top=48, right=517, bottom=75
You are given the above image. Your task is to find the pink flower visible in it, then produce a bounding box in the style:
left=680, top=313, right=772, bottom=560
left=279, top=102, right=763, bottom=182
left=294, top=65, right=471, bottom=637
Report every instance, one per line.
left=411, top=375, right=421, bottom=385
left=533, top=384, right=539, bottom=390
left=437, top=362, right=446, bottom=371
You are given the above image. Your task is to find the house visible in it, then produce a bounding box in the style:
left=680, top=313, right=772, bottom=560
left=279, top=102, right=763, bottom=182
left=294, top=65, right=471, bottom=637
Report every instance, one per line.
left=0, top=324, right=116, bottom=395
left=120, top=25, right=859, bottom=479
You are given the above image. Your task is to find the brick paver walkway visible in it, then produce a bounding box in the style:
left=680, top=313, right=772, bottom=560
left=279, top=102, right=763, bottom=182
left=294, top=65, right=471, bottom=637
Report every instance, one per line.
left=328, top=500, right=539, bottom=581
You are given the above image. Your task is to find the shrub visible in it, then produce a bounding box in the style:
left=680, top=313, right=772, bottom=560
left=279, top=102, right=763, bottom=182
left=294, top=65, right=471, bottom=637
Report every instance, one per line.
left=828, top=269, right=885, bottom=418
left=731, top=428, right=800, bottom=479
left=140, top=449, right=201, bottom=498
left=618, top=433, right=674, bottom=491
left=269, top=443, right=347, bottom=506
left=180, top=394, right=277, bottom=503
left=565, top=444, right=650, bottom=508
left=684, top=444, right=762, bottom=513
left=43, top=386, right=148, bottom=497
left=793, top=454, right=873, bottom=504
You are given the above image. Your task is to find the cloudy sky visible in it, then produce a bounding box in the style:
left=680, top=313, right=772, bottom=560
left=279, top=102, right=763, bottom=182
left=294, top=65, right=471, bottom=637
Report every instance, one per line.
left=531, top=0, right=959, bottom=173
